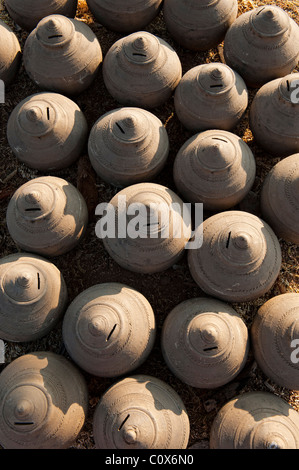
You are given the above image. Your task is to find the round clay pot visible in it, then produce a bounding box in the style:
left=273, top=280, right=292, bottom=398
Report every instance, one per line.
left=93, top=375, right=190, bottom=449
left=0, top=18, right=21, bottom=87
left=0, top=253, right=68, bottom=342
left=7, top=92, right=88, bottom=171
left=161, top=297, right=249, bottom=388
left=223, top=5, right=299, bottom=88
left=88, top=107, right=169, bottom=187
left=103, top=31, right=182, bottom=108
left=250, top=74, right=299, bottom=158
left=260, top=154, right=299, bottom=244
left=23, top=14, right=102, bottom=95
left=101, top=183, right=192, bottom=274
left=5, top=0, right=78, bottom=32
left=6, top=176, right=88, bottom=257
left=0, top=351, right=88, bottom=449
left=188, top=211, right=282, bottom=302
left=210, top=392, right=299, bottom=449
left=174, top=63, right=248, bottom=133
left=62, top=283, right=156, bottom=377
left=251, top=293, right=299, bottom=391
left=86, top=0, right=162, bottom=33
left=163, top=0, right=238, bottom=51
left=173, top=129, right=256, bottom=210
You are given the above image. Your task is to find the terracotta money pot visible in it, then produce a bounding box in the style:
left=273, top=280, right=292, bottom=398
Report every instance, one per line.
left=62, top=283, right=156, bottom=377
left=250, top=74, right=299, bottom=158
left=0, top=18, right=21, bottom=87
left=163, top=0, right=238, bottom=51
left=0, top=253, right=68, bottom=342
left=0, top=351, right=88, bottom=449
left=5, top=0, right=78, bottom=32
left=92, top=375, right=190, bottom=449
left=161, top=297, right=249, bottom=389
left=188, top=211, right=282, bottom=302
left=174, top=63, right=248, bottom=133
left=86, top=0, right=163, bottom=33
left=251, top=293, right=299, bottom=391
left=7, top=92, right=88, bottom=171
left=6, top=176, right=88, bottom=257
left=260, top=154, right=299, bottom=244
left=210, top=392, right=299, bottom=449
left=102, top=183, right=192, bottom=274
left=223, top=5, right=299, bottom=88
left=173, top=129, right=256, bottom=210
left=103, top=31, right=182, bottom=108
left=23, top=14, right=102, bottom=95
left=88, top=107, right=169, bottom=187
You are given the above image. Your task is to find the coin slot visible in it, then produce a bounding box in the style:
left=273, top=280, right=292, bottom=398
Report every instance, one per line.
left=132, top=53, right=147, bottom=57
left=37, top=272, right=40, bottom=290
left=212, top=137, right=227, bottom=143
left=210, top=84, right=223, bottom=88
left=25, top=208, right=41, bottom=212
left=14, top=422, right=34, bottom=425
left=47, top=107, right=50, bottom=120
left=256, top=7, right=266, bottom=15
left=286, top=80, right=290, bottom=92
left=118, top=414, right=130, bottom=431
left=106, top=324, right=117, bottom=341
left=226, top=231, right=232, bottom=248
left=116, top=122, right=125, bottom=134
left=48, top=35, right=63, bottom=39
left=203, top=346, right=218, bottom=352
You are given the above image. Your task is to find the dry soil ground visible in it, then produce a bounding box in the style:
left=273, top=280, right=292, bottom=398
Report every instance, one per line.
left=0, top=0, right=298, bottom=450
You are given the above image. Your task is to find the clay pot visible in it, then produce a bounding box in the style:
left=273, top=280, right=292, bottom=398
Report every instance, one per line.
left=0, top=18, right=21, bottom=87
left=6, top=176, right=88, bottom=257
left=103, top=31, right=182, bottom=109
left=7, top=92, right=88, bottom=171
left=93, top=375, right=190, bottom=449
left=188, top=211, right=282, bottom=302
left=86, top=0, right=162, bottom=33
left=23, top=14, right=102, bottom=95
left=0, top=253, right=68, bottom=342
left=210, top=392, right=299, bottom=449
left=223, top=5, right=299, bottom=88
left=88, top=107, right=169, bottom=187
left=5, top=0, right=78, bottom=32
left=249, top=74, right=299, bottom=158
left=0, top=351, right=88, bottom=449
left=62, top=283, right=156, bottom=377
left=101, top=183, right=191, bottom=274
left=251, top=293, right=299, bottom=391
left=163, top=0, right=238, bottom=51
left=260, top=154, right=299, bottom=244
left=161, top=297, right=249, bottom=389
left=174, top=63, right=248, bottom=133
left=173, top=129, right=256, bottom=210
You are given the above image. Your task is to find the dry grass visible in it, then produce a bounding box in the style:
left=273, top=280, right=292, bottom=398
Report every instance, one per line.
left=0, top=0, right=298, bottom=450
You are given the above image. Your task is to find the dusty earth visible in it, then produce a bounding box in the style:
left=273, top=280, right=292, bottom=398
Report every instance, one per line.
left=0, top=0, right=298, bottom=450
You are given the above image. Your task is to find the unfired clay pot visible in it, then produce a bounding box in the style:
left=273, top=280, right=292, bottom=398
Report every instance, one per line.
left=88, top=107, right=169, bottom=187
left=188, top=211, right=282, bottom=302
left=223, top=5, right=299, bottom=88
left=251, top=293, right=299, bottom=391
left=174, top=63, right=248, bottom=133
left=210, top=392, right=299, bottom=449
left=6, top=176, right=88, bottom=257
left=163, top=0, right=238, bottom=51
left=103, top=31, right=182, bottom=108
left=0, top=253, right=68, bottom=342
left=161, top=297, right=249, bottom=389
left=62, top=283, right=156, bottom=377
left=0, top=351, right=88, bottom=449
left=7, top=92, right=88, bottom=171
left=0, top=18, right=21, bottom=87
left=250, top=74, right=299, bottom=158
left=101, top=183, right=192, bottom=274
left=260, top=154, right=299, bottom=244
left=173, top=129, right=256, bottom=210
left=23, top=14, right=102, bottom=95
left=5, top=0, right=78, bottom=32
left=86, top=0, right=162, bottom=33
left=93, top=375, right=190, bottom=449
